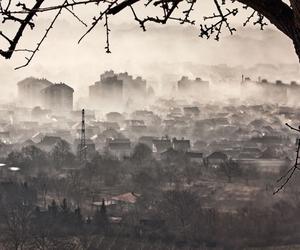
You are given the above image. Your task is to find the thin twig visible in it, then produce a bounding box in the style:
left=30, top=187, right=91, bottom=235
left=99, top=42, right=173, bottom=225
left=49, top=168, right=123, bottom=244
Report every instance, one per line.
left=273, top=123, right=300, bottom=195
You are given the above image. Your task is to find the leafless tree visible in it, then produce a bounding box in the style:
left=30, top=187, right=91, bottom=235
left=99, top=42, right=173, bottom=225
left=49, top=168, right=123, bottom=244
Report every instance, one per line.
left=1, top=203, right=33, bottom=250
left=157, top=189, right=201, bottom=239
left=67, top=169, right=85, bottom=207
left=219, top=158, right=242, bottom=183
left=273, top=123, right=300, bottom=194
left=0, top=0, right=299, bottom=69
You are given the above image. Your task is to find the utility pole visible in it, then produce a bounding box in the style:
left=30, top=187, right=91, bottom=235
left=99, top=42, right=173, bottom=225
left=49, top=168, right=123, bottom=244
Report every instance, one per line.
left=79, top=108, right=87, bottom=165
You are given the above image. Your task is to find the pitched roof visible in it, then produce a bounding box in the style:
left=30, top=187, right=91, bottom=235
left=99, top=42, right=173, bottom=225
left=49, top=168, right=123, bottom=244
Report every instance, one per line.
left=17, top=77, right=53, bottom=87
left=43, top=83, right=74, bottom=93
left=172, top=139, right=190, bottom=151
left=38, top=136, right=62, bottom=146
left=207, top=151, right=228, bottom=160
left=110, top=192, right=140, bottom=204
left=186, top=151, right=203, bottom=158
left=153, top=139, right=172, bottom=152
left=107, top=138, right=131, bottom=150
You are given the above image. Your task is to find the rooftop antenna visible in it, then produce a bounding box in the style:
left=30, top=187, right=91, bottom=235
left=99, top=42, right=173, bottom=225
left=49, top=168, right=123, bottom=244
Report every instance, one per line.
left=79, top=108, right=87, bottom=165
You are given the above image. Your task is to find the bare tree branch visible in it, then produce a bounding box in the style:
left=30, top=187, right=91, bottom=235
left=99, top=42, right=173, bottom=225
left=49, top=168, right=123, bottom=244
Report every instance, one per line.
left=14, top=0, right=67, bottom=70
left=0, top=0, right=300, bottom=68
left=273, top=123, right=300, bottom=195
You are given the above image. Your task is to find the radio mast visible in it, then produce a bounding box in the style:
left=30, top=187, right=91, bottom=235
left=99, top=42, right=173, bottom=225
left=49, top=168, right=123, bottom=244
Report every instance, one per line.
left=79, top=108, right=87, bottom=165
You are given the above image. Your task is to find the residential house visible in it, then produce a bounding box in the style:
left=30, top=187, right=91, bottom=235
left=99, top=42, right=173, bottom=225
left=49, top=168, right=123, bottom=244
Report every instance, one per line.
left=172, top=138, right=191, bottom=152
left=106, top=138, right=131, bottom=159
left=152, top=137, right=172, bottom=153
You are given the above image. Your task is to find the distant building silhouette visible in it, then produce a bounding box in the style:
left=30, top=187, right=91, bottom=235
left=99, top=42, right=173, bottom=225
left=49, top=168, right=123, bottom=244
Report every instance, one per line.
left=287, top=81, right=300, bottom=105
left=177, top=76, right=209, bottom=98
left=89, top=71, right=123, bottom=110
left=17, top=77, right=52, bottom=108
left=42, top=83, right=74, bottom=114
left=118, top=72, right=147, bottom=103
left=89, top=70, right=147, bottom=110
left=152, top=136, right=172, bottom=153
left=172, top=138, right=191, bottom=152
left=106, top=138, right=131, bottom=159
left=241, top=77, right=300, bottom=104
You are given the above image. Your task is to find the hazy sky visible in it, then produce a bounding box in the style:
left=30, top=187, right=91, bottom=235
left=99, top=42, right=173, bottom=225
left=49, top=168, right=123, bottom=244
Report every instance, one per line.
left=0, top=0, right=298, bottom=100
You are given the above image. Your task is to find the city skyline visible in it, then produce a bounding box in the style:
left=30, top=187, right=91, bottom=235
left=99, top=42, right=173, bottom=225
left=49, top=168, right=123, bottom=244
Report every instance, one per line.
left=14, top=70, right=300, bottom=116
left=0, top=19, right=299, bottom=101
left=1, top=1, right=300, bottom=249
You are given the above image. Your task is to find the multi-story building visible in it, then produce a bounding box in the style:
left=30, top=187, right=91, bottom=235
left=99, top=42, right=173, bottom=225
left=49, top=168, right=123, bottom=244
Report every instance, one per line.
left=118, top=72, right=147, bottom=103
left=42, top=83, right=74, bottom=114
left=177, top=76, right=209, bottom=98
left=89, top=71, right=147, bottom=110
left=241, top=77, right=288, bottom=104
left=17, top=77, right=52, bottom=108
left=89, top=71, right=123, bottom=110
left=287, top=81, right=300, bottom=105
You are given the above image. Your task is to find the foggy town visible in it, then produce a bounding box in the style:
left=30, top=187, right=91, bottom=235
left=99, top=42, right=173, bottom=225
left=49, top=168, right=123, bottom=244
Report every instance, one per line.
left=2, top=0, right=300, bottom=249
left=0, top=70, right=300, bottom=249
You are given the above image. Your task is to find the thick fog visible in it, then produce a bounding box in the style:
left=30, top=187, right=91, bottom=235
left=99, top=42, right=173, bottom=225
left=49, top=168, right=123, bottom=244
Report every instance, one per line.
left=2, top=2, right=300, bottom=249
left=0, top=14, right=299, bottom=104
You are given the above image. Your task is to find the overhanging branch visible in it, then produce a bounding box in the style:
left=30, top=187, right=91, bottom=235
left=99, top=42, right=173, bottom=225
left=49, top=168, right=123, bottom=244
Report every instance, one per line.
left=0, top=0, right=298, bottom=68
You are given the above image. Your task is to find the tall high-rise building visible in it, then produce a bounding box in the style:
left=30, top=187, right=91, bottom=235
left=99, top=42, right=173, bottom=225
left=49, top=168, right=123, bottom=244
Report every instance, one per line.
left=89, top=70, right=147, bottom=110
left=241, top=77, right=288, bottom=104
left=42, top=83, right=74, bottom=114
left=177, top=76, right=209, bottom=98
left=17, top=77, right=52, bottom=108
left=118, top=72, right=147, bottom=101
left=89, top=71, right=123, bottom=110
left=178, top=76, right=209, bottom=91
